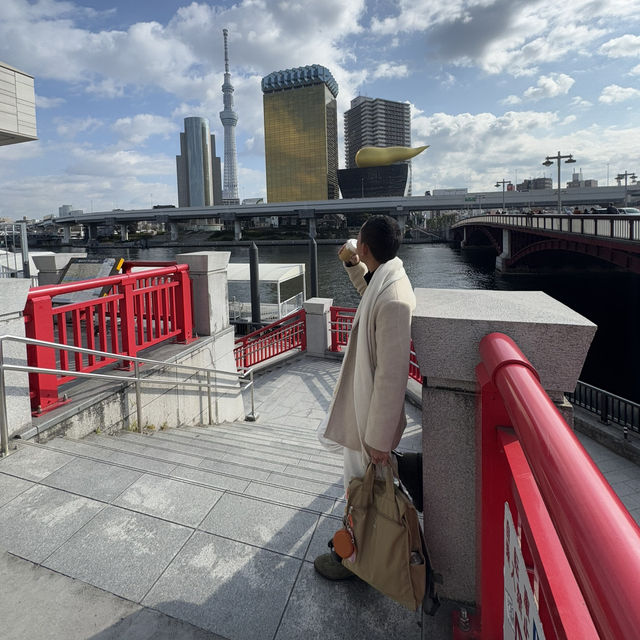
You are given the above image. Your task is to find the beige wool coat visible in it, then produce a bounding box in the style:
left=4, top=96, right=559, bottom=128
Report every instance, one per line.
left=323, top=260, right=415, bottom=454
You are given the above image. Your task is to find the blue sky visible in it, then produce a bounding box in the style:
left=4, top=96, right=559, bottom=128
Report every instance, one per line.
left=1, top=0, right=639, bottom=219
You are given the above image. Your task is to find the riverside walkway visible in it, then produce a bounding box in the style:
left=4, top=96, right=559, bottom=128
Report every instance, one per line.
left=0, top=354, right=639, bottom=639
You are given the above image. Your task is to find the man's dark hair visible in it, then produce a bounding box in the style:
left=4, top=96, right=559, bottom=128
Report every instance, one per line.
left=360, top=215, right=401, bottom=263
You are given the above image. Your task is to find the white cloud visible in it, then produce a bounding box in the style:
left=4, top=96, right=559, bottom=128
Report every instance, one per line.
left=570, top=96, right=592, bottom=109
left=55, top=116, right=102, bottom=138
left=599, top=84, right=640, bottom=104
left=66, top=147, right=175, bottom=178
left=35, top=94, right=65, bottom=108
left=372, top=62, right=409, bottom=79
left=599, top=34, right=640, bottom=58
left=630, top=64, right=640, bottom=76
left=561, top=115, right=576, bottom=125
left=522, top=73, right=574, bottom=101
left=112, top=114, right=178, bottom=146
left=501, top=95, right=522, bottom=106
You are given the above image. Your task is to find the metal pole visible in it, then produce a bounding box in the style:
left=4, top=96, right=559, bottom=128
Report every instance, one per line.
left=207, top=370, right=213, bottom=425
left=245, top=369, right=258, bottom=422
left=134, top=361, right=143, bottom=433
left=309, top=237, right=318, bottom=298
left=0, top=340, right=10, bottom=457
left=249, top=242, right=261, bottom=325
left=557, top=153, right=562, bottom=216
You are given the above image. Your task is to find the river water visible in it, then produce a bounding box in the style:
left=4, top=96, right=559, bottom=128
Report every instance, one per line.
left=86, top=242, right=640, bottom=402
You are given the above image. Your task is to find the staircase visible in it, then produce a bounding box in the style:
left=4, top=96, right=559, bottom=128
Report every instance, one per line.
left=0, top=403, right=424, bottom=639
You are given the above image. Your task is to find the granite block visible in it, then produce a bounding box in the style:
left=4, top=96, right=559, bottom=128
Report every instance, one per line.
left=114, top=474, right=223, bottom=527
left=143, top=531, right=301, bottom=640
left=42, top=457, right=142, bottom=502
left=0, top=485, right=104, bottom=563
left=0, top=445, right=74, bottom=481
left=265, top=472, right=345, bottom=499
left=243, top=482, right=336, bottom=513
left=0, top=472, right=34, bottom=507
left=170, top=466, right=250, bottom=493
left=275, top=561, right=421, bottom=640
left=43, top=506, right=192, bottom=602
left=303, top=515, right=343, bottom=562
left=199, top=493, right=318, bottom=558
left=198, top=457, right=274, bottom=480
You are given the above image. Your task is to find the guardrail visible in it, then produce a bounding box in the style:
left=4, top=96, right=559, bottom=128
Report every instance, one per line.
left=329, top=305, right=423, bottom=384
left=568, top=380, right=640, bottom=436
left=234, top=309, right=306, bottom=371
left=24, top=263, right=194, bottom=414
left=476, top=332, right=640, bottom=639
left=455, top=213, right=640, bottom=242
left=0, top=334, right=254, bottom=458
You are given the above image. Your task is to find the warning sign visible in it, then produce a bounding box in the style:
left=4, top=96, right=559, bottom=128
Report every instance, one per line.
left=504, top=504, right=546, bottom=640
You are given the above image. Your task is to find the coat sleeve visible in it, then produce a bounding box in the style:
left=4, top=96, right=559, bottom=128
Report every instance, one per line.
left=344, top=261, right=368, bottom=296
left=364, top=297, right=412, bottom=452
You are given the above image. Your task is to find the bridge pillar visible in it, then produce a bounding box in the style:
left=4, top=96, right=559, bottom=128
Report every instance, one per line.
left=87, top=223, right=98, bottom=242
left=495, top=228, right=511, bottom=271
left=396, top=213, right=407, bottom=239
left=411, top=289, right=596, bottom=615
left=234, top=219, right=242, bottom=242
left=119, top=224, right=129, bottom=242
left=460, top=226, right=468, bottom=248
left=62, top=225, right=71, bottom=244
left=169, top=223, right=179, bottom=242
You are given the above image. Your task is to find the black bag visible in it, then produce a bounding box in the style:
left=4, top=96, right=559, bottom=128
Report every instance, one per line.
left=395, top=451, right=423, bottom=513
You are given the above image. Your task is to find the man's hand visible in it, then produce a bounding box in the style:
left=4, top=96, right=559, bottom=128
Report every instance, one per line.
left=368, top=446, right=390, bottom=466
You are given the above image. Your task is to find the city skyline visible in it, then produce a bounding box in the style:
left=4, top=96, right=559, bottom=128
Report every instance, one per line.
left=0, top=0, right=638, bottom=219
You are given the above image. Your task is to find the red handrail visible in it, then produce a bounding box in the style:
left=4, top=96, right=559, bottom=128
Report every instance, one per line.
left=234, top=309, right=306, bottom=371
left=25, top=263, right=194, bottom=414
left=477, top=332, right=640, bottom=639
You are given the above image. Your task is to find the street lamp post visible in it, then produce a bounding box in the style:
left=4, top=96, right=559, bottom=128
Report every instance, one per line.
left=616, top=171, right=637, bottom=206
left=495, top=179, right=512, bottom=212
left=542, top=151, right=576, bottom=216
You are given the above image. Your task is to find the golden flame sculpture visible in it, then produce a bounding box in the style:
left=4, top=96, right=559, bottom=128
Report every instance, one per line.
left=355, top=145, right=429, bottom=168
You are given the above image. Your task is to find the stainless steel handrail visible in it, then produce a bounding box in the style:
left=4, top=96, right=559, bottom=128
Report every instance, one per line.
left=0, top=334, right=256, bottom=457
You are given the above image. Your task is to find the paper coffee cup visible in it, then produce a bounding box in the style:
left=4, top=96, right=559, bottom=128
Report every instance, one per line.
left=338, top=239, right=358, bottom=262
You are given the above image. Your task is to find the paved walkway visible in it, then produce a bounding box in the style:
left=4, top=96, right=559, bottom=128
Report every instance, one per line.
left=0, top=353, right=638, bottom=640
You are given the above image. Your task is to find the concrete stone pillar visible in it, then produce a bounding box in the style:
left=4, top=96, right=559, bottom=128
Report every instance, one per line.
left=169, top=223, right=179, bottom=242
left=308, top=217, right=317, bottom=239
left=87, top=223, right=98, bottom=242
left=32, top=253, right=87, bottom=286
left=62, top=225, right=71, bottom=244
left=119, top=224, right=129, bottom=241
left=303, top=297, right=333, bottom=357
left=460, top=226, right=468, bottom=247
left=411, top=289, right=596, bottom=604
left=234, top=219, right=242, bottom=241
left=176, top=251, right=231, bottom=336
left=0, top=280, right=33, bottom=440
left=495, top=228, right=511, bottom=271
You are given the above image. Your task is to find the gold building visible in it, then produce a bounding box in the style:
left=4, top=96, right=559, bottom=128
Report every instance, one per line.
left=262, top=65, right=339, bottom=202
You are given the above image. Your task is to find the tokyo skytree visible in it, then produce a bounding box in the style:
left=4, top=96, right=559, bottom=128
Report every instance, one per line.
left=220, top=28, right=239, bottom=204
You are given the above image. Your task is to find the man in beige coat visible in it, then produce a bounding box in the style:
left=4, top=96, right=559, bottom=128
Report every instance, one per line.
left=315, top=215, right=416, bottom=580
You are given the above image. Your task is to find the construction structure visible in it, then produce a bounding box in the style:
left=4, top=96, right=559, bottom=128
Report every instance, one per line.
left=220, top=28, right=240, bottom=205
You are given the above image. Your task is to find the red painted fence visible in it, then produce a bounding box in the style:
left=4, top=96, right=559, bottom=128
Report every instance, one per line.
left=24, top=263, right=194, bottom=414
left=234, top=309, right=306, bottom=371
left=475, top=332, right=640, bottom=639
left=329, top=305, right=423, bottom=384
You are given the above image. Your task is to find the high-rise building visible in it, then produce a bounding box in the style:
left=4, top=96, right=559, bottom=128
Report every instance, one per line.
left=517, top=178, right=553, bottom=191
left=344, top=96, right=411, bottom=170
left=262, top=64, right=339, bottom=202
left=220, top=28, right=239, bottom=205
left=176, top=117, right=222, bottom=207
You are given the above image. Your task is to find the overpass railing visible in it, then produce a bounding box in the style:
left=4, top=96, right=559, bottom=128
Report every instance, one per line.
left=476, top=332, right=640, bottom=640
left=24, top=263, right=194, bottom=414
left=457, top=213, right=640, bottom=242
left=329, top=305, right=423, bottom=383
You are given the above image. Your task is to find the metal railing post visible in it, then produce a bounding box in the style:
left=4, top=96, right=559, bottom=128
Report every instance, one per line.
left=0, top=340, right=10, bottom=457
left=245, top=369, right=258, bottom=422
left=207, top=370, right=213, bottom=425
left=134, top=361, right=143, bottom=433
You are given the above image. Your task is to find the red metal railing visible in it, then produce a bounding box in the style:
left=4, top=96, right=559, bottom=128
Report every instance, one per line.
left=475, top=332, right=640, bottom=640
left=329, top=305, right=423, bottom=384
left=24, top=263, right=194, bottom=414
left=234, top=309, right=306, bottom=371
